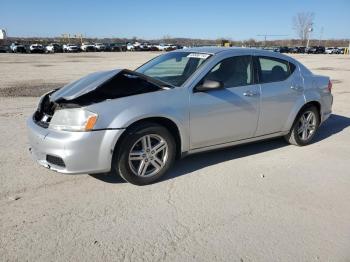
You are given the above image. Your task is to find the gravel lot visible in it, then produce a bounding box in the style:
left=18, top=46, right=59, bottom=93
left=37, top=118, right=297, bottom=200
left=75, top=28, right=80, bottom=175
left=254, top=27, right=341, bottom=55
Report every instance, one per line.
left=0, top=52, right=349, bottom=262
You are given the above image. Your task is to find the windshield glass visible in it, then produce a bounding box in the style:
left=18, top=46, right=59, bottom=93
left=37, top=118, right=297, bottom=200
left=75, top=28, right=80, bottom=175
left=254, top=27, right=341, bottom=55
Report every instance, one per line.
left=136, top=52, right=211, bottom=86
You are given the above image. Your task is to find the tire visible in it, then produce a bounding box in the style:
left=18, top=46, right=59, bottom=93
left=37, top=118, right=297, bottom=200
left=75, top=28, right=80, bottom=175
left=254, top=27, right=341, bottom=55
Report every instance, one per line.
left=284, top=105, right=320, bottom=146
left=113, top=122, right=176, bottom=185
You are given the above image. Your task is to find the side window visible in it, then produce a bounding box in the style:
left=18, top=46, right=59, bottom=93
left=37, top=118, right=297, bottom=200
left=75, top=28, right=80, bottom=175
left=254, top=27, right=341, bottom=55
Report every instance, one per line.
left=204, top=56, right=253, bottom=88
left=257, top=56, right=292, bottom=83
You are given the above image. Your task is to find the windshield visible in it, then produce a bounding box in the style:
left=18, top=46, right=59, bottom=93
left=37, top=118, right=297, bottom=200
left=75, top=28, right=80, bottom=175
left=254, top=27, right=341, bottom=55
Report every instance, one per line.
left=136, top=52, right=211, bottom=86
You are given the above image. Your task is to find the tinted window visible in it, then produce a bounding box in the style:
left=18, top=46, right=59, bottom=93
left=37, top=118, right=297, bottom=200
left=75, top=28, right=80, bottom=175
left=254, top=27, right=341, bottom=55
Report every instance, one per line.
left=257, top=56, right=294, bottom=83
left=204, top=56, right=253, bottom=87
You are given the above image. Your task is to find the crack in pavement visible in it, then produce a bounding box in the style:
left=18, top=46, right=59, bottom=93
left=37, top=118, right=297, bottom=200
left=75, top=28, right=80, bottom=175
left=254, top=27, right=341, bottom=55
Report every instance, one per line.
left=0, top=175, right=88, bottom=205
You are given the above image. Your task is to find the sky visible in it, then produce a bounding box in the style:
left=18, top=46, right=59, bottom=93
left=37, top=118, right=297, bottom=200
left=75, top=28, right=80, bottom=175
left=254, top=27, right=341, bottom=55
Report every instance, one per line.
left=1, top=0, right=349, bottom=40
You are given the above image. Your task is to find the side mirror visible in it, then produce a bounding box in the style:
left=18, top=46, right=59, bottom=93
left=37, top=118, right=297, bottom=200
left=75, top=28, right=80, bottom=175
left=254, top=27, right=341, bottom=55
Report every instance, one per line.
left=195, top=80, right=224, bottom=92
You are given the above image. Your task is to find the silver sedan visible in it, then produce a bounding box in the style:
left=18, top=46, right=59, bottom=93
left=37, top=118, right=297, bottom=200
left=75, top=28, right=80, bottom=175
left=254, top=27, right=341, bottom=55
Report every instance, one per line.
left=27, top=47, right=333, bottom=185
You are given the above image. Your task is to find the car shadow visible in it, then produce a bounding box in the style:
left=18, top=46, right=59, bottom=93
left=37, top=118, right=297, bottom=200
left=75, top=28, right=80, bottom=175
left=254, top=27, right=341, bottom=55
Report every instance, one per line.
left=90, top=171, right=126, bottom=184
left=90, top=114, right=350, bottom=184
left=312, top=114, right=350, bottom=143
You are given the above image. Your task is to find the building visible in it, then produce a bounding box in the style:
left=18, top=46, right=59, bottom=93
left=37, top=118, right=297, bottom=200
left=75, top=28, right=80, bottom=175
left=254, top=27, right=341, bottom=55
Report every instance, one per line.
left=0, top=29, right=7, bottom=40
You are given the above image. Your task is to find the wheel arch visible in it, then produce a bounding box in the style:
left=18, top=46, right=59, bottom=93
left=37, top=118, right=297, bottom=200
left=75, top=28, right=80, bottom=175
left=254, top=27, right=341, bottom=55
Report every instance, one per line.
left=298, top=101, right=321, bottom=122
left=284, top=100, right=321, bottom=132
left=113, top=117, right=184, bottom=162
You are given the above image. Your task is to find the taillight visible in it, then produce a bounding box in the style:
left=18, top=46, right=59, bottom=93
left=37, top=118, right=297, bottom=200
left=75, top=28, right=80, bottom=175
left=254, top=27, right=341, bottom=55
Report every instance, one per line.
left=328, top=80, right=332, bottom=92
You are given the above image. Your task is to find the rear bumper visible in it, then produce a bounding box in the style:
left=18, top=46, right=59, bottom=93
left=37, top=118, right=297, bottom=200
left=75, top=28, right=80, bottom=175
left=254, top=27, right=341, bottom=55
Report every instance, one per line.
left=321, top=94, right=333, bottom=124
left=27, top=117, right=124, bottom=174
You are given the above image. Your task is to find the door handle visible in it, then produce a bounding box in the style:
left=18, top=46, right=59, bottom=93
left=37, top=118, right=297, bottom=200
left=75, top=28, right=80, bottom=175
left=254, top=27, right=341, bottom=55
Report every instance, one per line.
left=290, top=85, right=303, bottom=91
left=243, top=90, right=258, bottom=97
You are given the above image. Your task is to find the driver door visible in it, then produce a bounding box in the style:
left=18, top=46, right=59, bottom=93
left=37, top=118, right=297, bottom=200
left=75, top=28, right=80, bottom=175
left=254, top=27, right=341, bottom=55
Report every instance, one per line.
left=189, top=55, right=260, bottom=149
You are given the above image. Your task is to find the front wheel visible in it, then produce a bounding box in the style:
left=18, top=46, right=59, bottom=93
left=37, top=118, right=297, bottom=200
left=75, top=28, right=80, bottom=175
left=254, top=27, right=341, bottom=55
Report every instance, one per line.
left=114, top=123, right=176, bottom=185
left=284, top=106, right=320, bottom=146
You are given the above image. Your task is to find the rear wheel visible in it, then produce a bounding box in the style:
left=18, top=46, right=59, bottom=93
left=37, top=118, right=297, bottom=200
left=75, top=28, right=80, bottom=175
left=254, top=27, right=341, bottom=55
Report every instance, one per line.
left=284, top=106, right=320, bottom=146
left=114, top=123, right=176, bottom=185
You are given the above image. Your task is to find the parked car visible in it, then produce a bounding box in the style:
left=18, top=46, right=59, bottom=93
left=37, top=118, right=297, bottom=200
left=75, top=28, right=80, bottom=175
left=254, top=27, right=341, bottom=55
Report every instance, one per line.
left=337, top=47, right=345, bottom=54
left=27, top=47, right=333, bottom=185
left=45, top=43, right=63, bottom=53
left=262, top=47, right=275, bottom=52
left=0, top=45, right=9, bottom=53
left=104, top=43, right=113, bottom=52
left=107, top=43, right=127, bottom=52
left=297, top=46, right=306, bottom=53
left=126, top=43, right=135, bottom=51
left=94, top=43, right=106, bottom=51
left=155, top=43, right=167, bottom=51
left=278, top=46, right=290, bottom=53
left=138, top=43, right=152, bottom=51
left=165, top=44, right=178, bottom=52
left=288, top=47, right=296, bottom=53
left=325, top=47, right=336, bottom=54
left=114, top=43, right=127, bottom=51
left=306, top=46, right=325, bottom=54
left=289, top=46, right=306, bottom=54
left=29, top=44, right=45, bottom=53
left=63, top=44, right=80, bottom=52
left=10, top=43, right=26, bottom=53
left=333, top=47, right=343, bottom=54
left=81, top=43, right=96, bottom=52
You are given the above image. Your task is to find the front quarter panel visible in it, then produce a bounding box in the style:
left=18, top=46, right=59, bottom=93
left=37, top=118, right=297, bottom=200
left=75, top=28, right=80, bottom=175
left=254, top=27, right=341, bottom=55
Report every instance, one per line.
left=86, top=88, right=190, bottom=152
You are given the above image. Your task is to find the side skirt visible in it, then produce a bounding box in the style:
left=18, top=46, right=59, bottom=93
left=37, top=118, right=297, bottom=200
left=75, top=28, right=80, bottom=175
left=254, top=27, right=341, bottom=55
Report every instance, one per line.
left=186, top=131, right=287, bottom=156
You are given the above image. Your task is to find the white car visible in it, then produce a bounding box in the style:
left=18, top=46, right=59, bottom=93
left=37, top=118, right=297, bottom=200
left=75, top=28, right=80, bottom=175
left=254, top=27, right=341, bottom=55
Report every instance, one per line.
left=29, top=44, right=45, bottom=53
left=325, top=47, right=337, bottom=54
left=156, top=43, right=167, bottom=51
left=94, top=43, right=106, bottom=51
left=10, top=43, right=26, bottom=53
left=81, top=43, right=95, bottom=52
left=126, top=43, right=135, bottom=51
left=45, top=43, right=63, bottom=53
left=156, top=44, right=176, bottom=51
left=63, top=44, right=80, bottom=53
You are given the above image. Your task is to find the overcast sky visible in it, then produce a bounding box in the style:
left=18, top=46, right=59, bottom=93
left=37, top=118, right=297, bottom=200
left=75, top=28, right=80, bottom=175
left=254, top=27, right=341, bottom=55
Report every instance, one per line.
left=1, top=0, right=349, bottom=40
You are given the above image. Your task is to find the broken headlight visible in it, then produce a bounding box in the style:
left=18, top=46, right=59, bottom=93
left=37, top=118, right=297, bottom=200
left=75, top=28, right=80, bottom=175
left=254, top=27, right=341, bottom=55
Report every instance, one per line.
left=49, top=108, right=98, bottom=132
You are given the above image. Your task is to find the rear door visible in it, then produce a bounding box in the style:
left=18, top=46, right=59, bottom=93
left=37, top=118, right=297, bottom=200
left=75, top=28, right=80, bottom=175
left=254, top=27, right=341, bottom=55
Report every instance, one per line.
left=254, top=56, right=303, bottom=136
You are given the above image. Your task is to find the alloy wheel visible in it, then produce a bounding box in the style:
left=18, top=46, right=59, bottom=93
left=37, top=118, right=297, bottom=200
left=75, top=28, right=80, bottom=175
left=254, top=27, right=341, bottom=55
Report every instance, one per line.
left=297, top=111, right=317, bottom=141
left=128, top=134, right=168, bottom=177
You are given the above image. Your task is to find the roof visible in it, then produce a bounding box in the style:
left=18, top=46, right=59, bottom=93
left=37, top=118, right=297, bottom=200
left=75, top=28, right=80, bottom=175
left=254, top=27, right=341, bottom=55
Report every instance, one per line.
left=173, top=46, right=299, bottom=65
left=176, top=46, right=277, bottom=55
left=177, top=46, right=249, bottom=54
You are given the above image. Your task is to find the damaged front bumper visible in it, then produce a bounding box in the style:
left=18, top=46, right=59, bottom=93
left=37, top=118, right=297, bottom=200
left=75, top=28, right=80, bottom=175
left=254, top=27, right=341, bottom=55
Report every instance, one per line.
left=27, top=116, right=124, bottom=174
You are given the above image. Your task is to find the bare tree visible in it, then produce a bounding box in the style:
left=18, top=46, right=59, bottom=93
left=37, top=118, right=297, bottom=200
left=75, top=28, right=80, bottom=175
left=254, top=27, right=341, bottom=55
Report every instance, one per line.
left=293, top=12, right=314, bottom=45
left=162, top=34, right=172, bottom=44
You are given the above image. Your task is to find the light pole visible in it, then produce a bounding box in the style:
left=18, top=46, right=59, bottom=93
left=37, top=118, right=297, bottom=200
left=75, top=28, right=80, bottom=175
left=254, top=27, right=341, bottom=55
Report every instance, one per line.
left=318, top=27, right=324, bottom=46
left=306, top=24, right=313, bottom=48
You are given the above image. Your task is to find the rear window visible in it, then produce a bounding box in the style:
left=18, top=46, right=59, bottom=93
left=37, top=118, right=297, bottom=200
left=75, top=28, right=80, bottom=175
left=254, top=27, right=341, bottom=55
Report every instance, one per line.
left=257, top=56, right=295, bottom=83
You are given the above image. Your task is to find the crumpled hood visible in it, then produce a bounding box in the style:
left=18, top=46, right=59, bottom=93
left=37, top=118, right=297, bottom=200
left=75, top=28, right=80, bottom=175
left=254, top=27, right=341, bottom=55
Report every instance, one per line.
left=51, top=69, right=122, bottom=101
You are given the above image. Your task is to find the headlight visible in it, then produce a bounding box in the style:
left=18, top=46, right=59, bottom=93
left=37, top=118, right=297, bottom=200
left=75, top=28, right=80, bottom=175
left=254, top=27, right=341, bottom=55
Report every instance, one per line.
left=49, top=108, right=98, bottom=132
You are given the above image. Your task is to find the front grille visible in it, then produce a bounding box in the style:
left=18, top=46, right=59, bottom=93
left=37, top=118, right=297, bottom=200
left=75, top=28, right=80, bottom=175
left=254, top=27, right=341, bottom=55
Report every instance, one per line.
left=33, top=92, right=57, bottom=128
left=46, top=155, right=65, bottom=167
left=33, top=111, right=49, bottom=128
